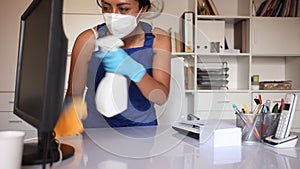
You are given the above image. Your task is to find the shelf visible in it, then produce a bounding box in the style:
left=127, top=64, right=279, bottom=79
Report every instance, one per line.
left=252, top=16, right=300, bottom=19
left=171, top=53, right=195, bottom=61
left=185, top=90, right=195, bottom=94
left=173, top=53, right=251, bottom=58
left=196, top=15, right=250, bottom=23
left=251, top=90, right=300, bottom=93
left=196, top=53, right=250, bottom=57
left=171, top=52, right=195, bottom=56
left=186, top=89, right=250, bottom=93
left=252, top=54, right=300, bottom=57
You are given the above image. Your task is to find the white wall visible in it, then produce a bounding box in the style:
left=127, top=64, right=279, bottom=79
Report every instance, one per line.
left=0, top=0, right=32, bottom=91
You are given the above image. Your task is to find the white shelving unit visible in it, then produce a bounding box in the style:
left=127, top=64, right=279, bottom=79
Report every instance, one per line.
left=173, top=0, right=300, bottom=130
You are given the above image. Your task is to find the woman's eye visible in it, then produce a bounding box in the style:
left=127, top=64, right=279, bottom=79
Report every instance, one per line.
left=119, top=7, right=130, bottom=13
left=102, top=6, right=111, bottom=11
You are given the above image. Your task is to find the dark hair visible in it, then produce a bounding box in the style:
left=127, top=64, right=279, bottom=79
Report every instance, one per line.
left=138, top=0, right=151, bottom=11
left=96, top=0, right=151, bottom=11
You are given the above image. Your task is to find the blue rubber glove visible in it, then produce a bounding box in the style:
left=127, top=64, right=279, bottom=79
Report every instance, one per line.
left=95, top=48, right=146, bottom=82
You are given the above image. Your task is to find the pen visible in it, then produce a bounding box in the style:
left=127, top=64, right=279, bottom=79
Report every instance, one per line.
left=253, top=104, right=262, bottom=114
left=235, top=111, right=247, bottom=125
left=260, top=104, right=265, bottom=113
left=235, top=111, right=261, bottom=140
left=258, top=94, right=262, bottom=105
left=254, top=98, right=260, bottom=105
left=233, top=104, right=260, bottom=140
left=232, top=104, right=243, bottom=114
left=272, top=103, right=279, bottom=113
left=245, top=114, right=261, bottom=141
left=265, top=99, right=271, bottom=112
left=243, top=104, right=250, bottom=114
left=250, top=103, right=262, bottom=138
left=279, top=98, right=284, bottom=113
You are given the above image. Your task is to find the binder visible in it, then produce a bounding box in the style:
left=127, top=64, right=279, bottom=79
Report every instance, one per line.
left=180, top=12, right=194, bottom=52
left=195, top=20, right=225, bottom=53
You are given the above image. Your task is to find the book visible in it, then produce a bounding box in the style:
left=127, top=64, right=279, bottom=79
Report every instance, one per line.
left=180, top=12, right=194, bottom=52
left=280, top=0, right=291, bottom=17
left=260, top=0, right=274, bottom=16
left=274, top=1, right=284, bottom=16
left=168, top=29, right=176, bottom=53
left=270, top=0, right=284, bottom=16
left=289, top=0, right=297, bottom=17
left=262, top=0, right=276, bottom=16
left=297, top=0, right=300, bottom=16
left=207, top=0, right=219, bottom=15
left=256, top=0, right=268, bottom=16
left=175, top=32, right=183, bottom=52
left=268, top=0, right=281, bottom=16
left=197, top=0, right=218, bottom=15
left=204, top=0, right=215, bottom=15
left=278, top=0, right=288, bottom=16
left=197, top=0, right=208, bottom=15
left=184, top=66, right=194, bottom=90
left=234, top=20, right=249, bottom=53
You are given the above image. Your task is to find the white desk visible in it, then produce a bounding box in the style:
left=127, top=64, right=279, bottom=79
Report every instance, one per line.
left=22, top=125, right=300, bottom=169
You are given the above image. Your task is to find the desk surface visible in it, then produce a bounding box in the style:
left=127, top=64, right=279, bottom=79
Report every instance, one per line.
left=22, top=125, right=300, bottom=169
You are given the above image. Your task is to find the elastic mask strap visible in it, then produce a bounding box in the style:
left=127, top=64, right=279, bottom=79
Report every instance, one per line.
left=136, top=7, right=143, bottom=22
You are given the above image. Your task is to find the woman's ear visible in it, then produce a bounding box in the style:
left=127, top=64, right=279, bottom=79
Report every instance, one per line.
left=143, top=5, right=150, bottom=12
left=142, top=5, right=149, bottom=13
left=140, top=5, right=149, bottom=19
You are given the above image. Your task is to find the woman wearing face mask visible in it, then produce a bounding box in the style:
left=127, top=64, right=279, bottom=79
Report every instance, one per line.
left=66, top=0, right=171, bottom=128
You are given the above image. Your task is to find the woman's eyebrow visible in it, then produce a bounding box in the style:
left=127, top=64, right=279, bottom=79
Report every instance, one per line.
left=102, top=1, right=111, bottom=6
left=102, top=1, right=131, bottom=7
left=116, top=2, right=132, bottom=7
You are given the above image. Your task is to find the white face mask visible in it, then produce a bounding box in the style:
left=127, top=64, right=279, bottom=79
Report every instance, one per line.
left=103, top=9, right=143, bottom=39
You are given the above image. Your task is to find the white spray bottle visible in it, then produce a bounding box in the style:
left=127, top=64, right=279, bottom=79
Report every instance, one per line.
left=95, top=35, right=128, bottom=117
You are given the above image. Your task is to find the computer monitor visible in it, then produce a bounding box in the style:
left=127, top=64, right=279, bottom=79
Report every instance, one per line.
left=14, top=0, right=74, bottom=166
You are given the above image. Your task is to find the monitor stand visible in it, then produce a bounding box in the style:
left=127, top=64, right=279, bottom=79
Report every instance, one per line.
left=22, top=131, right=74, bottom=166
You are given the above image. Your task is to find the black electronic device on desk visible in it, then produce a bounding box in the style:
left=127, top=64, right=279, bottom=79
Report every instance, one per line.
left=172, top=118, right=203, bottom=139
left=264, top=93, right=298, bottom=148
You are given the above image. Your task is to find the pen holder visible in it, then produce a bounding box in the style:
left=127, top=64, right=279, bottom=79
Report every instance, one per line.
left=261, top=113, right=280, bottom=139
left=236, top=113, right=263, bottom=144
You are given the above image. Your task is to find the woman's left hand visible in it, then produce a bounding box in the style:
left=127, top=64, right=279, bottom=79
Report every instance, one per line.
left=95, top=48, right=146, bottom=82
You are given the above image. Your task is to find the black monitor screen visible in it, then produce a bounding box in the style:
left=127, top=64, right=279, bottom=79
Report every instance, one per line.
left=14, top=0, right=74, bottom=166
left=15, top=0, right=66, bottom=132
left=16, top=0, right=49, bottom=126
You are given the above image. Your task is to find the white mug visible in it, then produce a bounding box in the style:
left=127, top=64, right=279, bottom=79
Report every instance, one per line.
left=0, top=131, right=25, bottom=169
